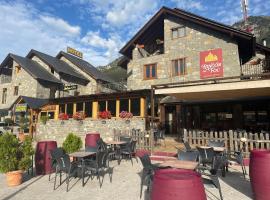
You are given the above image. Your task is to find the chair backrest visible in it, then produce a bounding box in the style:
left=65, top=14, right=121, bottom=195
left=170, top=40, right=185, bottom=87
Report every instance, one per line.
left=158, top=129, right=165, bottom=139
left=50, top=148, right=65, bottom=166
left=96, top=151, right=108, bottom=168
left=139, top=154, right=152, bottom=170
left=96, top=138, right=107, bottom=152
left=56, top=153, right=71, bottom=173
left=178, top=150, right=198, bottom=161
left=120, top=136, right=132, bottom=142
left=131, top=140, right=137, bottom=153
left=184, top=141, right=192, bottom=151
left=196, top=147, right=215, bottom=163
left=208, top=140, right=225, bottom=147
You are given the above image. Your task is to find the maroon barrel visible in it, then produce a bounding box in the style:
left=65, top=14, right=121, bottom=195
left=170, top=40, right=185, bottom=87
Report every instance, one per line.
left=151, top=169, right=206, bottom=200
left=249, top=149, right=270, bottom=200
left=85, top=133, right=100, bottom=147
left=35, top=141, right=57, bottom=175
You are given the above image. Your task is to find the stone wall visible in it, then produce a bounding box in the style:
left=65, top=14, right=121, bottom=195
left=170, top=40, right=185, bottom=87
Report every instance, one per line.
left=127, top=17, right=240, bottom=90
left=0, top=60, right=38, bottom=109
left=36, top=117, right=146, bottom=147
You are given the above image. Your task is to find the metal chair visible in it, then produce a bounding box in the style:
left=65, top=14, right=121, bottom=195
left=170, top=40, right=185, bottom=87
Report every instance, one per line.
left=177, top=150, right=198, bottom=161
left=54, top=153, right=82, bottom=192
left=138, top=154, right=160, bottom=198
left=49, top=147, right=65, bottom=181
left=120, top=140, right=138, bottom=165
left=197, top=147, right=223, bottom=200
left=84, top=151, right=112, bottom=188
left=156, top=129, right=166, bottom=146
left=183, top=141, right=196, bottom=151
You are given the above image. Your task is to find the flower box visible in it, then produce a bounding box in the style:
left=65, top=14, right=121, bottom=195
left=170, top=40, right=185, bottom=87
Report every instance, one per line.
left=98, top=111, right=112, bottom=119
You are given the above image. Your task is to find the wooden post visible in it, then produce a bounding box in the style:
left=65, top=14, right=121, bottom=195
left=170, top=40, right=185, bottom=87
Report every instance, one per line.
left=140, top=98, right=145, bottom=117
left=116, top=100, right=120, bottom=118
left=150, top=87, right=155, bottom=128
left=92, top=101, right=98, bottom=119
left=229, top=130, right=233, bottom=152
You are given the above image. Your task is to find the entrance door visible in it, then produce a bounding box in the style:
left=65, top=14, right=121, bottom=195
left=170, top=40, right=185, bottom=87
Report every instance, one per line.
left=164, top=105, right=177, bottom=135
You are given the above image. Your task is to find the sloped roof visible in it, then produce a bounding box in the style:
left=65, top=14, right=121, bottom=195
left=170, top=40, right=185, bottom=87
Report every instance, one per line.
left=11, top=96, right=49, bottom=110
left=56, top=51, right=115, bottom=83
left=120, top=6, right=255, bottom=58
left=26, top=49, right=89, bottom=82
left=0, top=54, right=62, bottom=85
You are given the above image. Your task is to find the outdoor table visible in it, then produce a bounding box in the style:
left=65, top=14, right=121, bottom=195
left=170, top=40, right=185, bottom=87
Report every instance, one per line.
left=159, top=160, right=199, bottom=170
left=105, top=141, right=127, bottom=145
left=69, top=151, right=96, bottom=186
left=199, top=146, right=225, bottom=153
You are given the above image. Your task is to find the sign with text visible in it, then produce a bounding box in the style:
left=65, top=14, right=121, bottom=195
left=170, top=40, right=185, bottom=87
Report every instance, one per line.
left=15, top=103, right=27, bottom=112
left=64, top=85, right=78, bottom=91
left=200, top=48, right=223, bottom=79
left=67, top=47, right=83, bottom=58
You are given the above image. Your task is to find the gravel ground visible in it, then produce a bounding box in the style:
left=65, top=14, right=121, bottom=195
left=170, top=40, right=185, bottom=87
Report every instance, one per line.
left=0, top=160, right=252, bottom=200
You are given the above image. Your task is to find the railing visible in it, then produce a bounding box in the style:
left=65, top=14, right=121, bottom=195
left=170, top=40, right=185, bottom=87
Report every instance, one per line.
left=96, top=82, right=127, bottom=93
left=183, top=129, right=270, bottom=156
left=241, top=59, right=270, bottom=76
left=113, top=129, right=154, bottom=151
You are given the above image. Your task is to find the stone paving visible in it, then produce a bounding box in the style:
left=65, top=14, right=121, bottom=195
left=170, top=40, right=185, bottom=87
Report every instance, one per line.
left=0, top=160, right=252, bottom=200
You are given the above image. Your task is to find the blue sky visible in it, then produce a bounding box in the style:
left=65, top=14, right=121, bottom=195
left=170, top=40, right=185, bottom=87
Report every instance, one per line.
left=0, top=0, right=269, bottom=66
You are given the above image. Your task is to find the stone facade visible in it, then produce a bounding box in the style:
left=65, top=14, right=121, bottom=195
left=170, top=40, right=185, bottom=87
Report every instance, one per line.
left=0, top=60, right=40, bottom=109
left=36, top=117, right=146, bottom=147
left=127, top=17, right=241, bottom=90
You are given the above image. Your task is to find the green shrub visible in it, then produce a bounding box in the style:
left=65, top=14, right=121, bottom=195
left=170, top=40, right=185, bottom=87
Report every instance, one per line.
left=0, top=133, right=34, bottom=173
left=62, top=133, right=82, bottom=153
left=40, top=115, right=49, bottom=125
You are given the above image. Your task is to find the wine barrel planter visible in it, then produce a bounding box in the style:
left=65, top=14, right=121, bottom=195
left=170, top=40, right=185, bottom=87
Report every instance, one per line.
left=35, top=141, right=57, bottom=175
left=85, top=133, right=100, bottom=148
left=151, top=169, right=206, bottom=200
left=250, top=149, right=270, bottom=200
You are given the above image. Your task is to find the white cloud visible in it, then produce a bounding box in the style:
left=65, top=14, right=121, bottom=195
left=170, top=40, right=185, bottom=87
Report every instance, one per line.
left=0, top=1, right=118, bottom=66
left=40, top=15, right=81, bottom=37
left=172, top=0, right=205, bottom=11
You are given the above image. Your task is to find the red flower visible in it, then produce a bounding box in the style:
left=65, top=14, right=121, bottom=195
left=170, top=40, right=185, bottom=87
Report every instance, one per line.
left=73, top=111, right=85, bottom=120
left=98, top=111, right=112, bottom=119
left=119, top=111, right=133, bottom=118
left=59, top=113, right=69, bottom=120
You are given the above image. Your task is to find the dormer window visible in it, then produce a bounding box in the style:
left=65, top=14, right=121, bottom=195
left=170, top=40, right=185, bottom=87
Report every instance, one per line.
left=15, top=66, right=21, bottom=74
left=171, top=26, right=186, bottom=39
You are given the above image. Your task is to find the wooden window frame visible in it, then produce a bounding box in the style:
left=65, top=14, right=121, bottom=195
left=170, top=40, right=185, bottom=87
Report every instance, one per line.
left=14, top=86, right=19, bottom=96
left=15, top=65, right=21, bottom=74
left=171, top=26, right=186, bottom=39
left=143, top=63, right=157, bottom=80
left=2, top=88, right=7, bottom=104
left=171, top=57, right=187, bottom=76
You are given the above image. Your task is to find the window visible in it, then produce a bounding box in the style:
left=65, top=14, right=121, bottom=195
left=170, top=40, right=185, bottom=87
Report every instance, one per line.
left=120, top=99, right=129, bottom=113
left=172, top=58, right=186, bottom=76
left=98, top=101, right=106, bottom=112
left=2, top=88, right=7, bottom=104
left=59, top=104, right=65, bottom=114
left=130, top=98, right=141, bottom=116
left=14, top=86, right=19, bottom=96
left=15, top=66, right=21, bottom=74
left=76, top=102, right=84, bottom=112
left=171, top=26, right=186, bottom=39
left=107, top=100, right=116, bottom=117
left=66, top=103, right=73, bottom=117
left=144, top=64, right=157, bottom=79
left=85, top=102, right=92, bottom=118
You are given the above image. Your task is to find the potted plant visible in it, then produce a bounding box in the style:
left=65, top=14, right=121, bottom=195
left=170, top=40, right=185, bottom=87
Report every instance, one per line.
left=0, top=133, right=34, bottom=186
left=119, top=111, right=133, bottom=123
left=18, top=116, right=29, bottom=142
left=58, top=113, right=69, bottom=124
left=73, top=111, right=85, bottom=124
left=62, top=133, right=82, bottom=154
left=98, top=110, right=112, bottom=124
left=40, top=115, right=49, bottom=125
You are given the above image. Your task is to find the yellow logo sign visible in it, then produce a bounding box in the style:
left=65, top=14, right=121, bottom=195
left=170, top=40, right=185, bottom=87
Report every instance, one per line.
left=205, top=52, right=218, bottom=62
left=67, top=47, right=83, bottom=58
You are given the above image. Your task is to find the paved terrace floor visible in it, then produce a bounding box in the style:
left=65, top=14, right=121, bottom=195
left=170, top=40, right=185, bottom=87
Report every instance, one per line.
left=0, top=160, right=252, bottom=200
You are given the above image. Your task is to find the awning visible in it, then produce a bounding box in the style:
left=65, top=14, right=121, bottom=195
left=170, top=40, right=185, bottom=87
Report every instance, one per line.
left=0, top=109, right=9, bottom=117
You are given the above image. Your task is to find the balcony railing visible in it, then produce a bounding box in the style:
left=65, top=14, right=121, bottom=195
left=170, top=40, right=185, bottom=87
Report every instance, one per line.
left=241, top=59, right=270, bottom=76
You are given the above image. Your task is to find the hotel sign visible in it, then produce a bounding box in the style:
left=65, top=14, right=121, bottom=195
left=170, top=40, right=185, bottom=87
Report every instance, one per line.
left=64, top=85, right=78, bottom=91
left=67, top=47, right=83, bottom=58
left=200, top=48, right=223, bottom=79
left=15, top=103, right=27, bottom=112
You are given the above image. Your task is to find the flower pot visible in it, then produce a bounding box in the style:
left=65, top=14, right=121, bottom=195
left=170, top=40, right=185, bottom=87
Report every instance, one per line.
left=18, top=133, right=25, bottom=142
left=6, top=170, right=23, bottom=187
